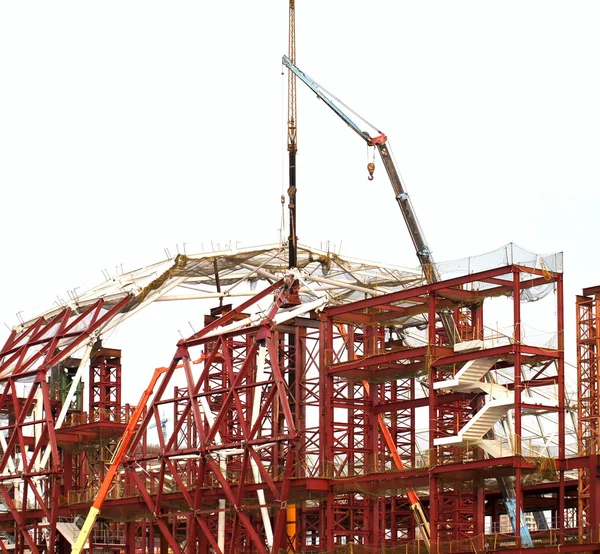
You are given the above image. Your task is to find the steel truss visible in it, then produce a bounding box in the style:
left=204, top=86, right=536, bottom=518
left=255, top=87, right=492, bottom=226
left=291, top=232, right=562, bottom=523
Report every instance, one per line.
left=576, top=287, right=600, bottom=536
left=0, top=245, right=591, bottom=554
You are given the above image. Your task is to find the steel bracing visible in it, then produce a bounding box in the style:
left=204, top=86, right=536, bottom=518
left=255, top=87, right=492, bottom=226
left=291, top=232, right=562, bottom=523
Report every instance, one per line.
left=0, top=244, right=594, bottom=554
left=576, top=287, right=600, bottom=537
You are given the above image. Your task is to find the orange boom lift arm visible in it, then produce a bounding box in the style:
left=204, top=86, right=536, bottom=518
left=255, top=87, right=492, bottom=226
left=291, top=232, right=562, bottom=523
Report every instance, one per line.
left=71, top=364, right=169, bottom=554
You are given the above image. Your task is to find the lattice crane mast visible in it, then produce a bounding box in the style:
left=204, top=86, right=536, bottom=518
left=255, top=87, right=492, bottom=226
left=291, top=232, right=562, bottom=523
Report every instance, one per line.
left=287, top=0, right=298, bottom=269
left=285, top=4, right=300, bottom=552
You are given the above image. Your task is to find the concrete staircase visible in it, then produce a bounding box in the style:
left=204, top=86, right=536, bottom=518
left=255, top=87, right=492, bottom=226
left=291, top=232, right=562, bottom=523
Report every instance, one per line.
left=56, top=521, right=88, bottom=549
left=0, top=534, right=15, bottom=550
left=478, top=439, right=512, bottom=458
left=433, top=356, right=513, bottom=446
left=435, top=395, right=514, bottom=446
left=433, top=357, right=499, bottom=392
left=433, top=355, right=534, bottom=547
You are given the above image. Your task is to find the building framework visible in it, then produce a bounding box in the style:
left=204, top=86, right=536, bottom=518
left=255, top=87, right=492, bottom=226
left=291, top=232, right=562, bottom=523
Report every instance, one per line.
left=0, top=243, right=594, bottom=554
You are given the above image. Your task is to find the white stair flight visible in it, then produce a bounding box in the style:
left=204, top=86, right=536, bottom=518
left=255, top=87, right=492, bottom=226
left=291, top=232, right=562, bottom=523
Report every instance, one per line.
left=433, top=357, right=499, bottom=392
left=433, top=356, right=514, bottom=446
left=56, top=522, right=88, bottom=549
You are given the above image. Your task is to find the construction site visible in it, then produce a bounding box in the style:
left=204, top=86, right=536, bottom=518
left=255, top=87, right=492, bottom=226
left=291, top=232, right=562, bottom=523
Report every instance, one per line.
left=0, top=3, right=598, bottom=554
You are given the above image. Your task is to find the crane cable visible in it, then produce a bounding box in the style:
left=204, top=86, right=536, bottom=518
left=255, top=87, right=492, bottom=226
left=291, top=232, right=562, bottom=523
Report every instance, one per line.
left=367, top=145, right=376, bottom=181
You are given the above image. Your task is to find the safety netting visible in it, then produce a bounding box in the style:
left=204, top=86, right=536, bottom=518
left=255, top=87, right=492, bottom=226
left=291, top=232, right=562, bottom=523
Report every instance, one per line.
left=436, top=243, right=563, bottom=303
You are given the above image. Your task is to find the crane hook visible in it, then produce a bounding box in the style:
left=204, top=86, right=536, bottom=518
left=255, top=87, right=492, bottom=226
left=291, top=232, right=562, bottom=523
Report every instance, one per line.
left=367, top=162, right=375, bottom=181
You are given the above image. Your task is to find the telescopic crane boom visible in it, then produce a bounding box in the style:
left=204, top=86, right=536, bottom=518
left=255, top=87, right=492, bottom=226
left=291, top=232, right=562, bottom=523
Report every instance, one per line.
left=282, top=55, right=457, bottom=344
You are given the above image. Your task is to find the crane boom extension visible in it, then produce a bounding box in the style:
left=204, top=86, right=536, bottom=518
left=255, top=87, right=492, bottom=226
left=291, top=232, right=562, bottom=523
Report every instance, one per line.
left=71, top=365, right=169, bottom=554
left=282, top=55, right=457, bottom=344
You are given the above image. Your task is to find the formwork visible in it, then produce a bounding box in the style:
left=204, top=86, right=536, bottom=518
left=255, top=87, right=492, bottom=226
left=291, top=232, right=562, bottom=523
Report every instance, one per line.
left=0, top=243, right=593, bottom=554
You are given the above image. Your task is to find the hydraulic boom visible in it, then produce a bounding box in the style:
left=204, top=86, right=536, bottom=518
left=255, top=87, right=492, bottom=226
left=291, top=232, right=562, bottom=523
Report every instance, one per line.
left=71, top=365, right=169, bottom=554
left=282, top=55, right=457, bottom=344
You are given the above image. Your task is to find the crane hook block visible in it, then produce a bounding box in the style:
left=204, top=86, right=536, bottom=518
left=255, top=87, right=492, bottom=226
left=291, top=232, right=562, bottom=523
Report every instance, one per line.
left=367, top=162, right=375, bottom=181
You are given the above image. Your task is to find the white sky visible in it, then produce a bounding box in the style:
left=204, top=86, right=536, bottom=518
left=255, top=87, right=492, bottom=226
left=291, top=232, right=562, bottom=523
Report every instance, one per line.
left=1, top=2, right=598, bottom=402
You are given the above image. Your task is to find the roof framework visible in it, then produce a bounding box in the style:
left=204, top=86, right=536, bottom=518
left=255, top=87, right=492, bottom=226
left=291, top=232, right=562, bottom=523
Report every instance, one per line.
left=0, top=242, right=584, bottom=554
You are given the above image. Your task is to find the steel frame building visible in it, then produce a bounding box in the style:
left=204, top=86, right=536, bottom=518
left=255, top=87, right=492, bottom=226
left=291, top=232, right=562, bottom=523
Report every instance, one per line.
left=0, top=243, right=595, bottom=554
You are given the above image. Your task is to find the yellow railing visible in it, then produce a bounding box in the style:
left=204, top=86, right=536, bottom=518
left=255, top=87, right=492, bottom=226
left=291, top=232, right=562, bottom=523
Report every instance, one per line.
left=61, top=405, right=137, bottom=427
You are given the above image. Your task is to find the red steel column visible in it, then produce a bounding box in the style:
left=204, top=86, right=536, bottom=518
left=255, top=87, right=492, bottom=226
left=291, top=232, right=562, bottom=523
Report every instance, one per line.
left=512, top=268, right=523, bottom=546
left=577, top=288, right=600, bottom=535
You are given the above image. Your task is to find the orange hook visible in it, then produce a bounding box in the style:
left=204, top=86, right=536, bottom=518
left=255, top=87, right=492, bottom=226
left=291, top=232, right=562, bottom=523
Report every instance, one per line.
left=367, top=162, right=375, bottom=181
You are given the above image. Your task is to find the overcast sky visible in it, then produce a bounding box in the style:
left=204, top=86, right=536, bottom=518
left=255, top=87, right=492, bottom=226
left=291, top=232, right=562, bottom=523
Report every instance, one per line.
left=0, top=2, right=598, bottom=400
